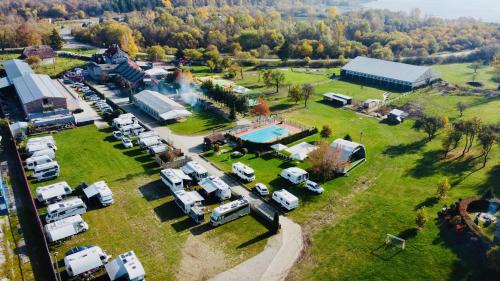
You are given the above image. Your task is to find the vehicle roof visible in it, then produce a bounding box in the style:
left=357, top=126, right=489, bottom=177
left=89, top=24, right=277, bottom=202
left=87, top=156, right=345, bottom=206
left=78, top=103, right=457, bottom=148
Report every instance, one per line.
left=47, top=197, right=84, bottom=213
left=64, top=246, right=105, bottom=275
left=83, top=181, right=112, bottom=198
left=213, top=198, right=249, bottom=216
left=36, top=181, right=71, bottom=199
left=274, top=189, right=298, bottom=202
left=283, top=167, right=308, bottom=176
left=199, top=176, right=229, bottom=194
left=33, top=161, right=59, bottom=171
left=44, top=215, right=83, bottom=232
left=26, top=154, right=51, bottom=162
left=233, top=162, right=254, bottom=174
left=161, top=169, right=183, bottom=183
left=105, top=251, right=145, bottom=280
left=174, top=190, right=204, bottom=205
left=183, top=161, right=208, bottom=174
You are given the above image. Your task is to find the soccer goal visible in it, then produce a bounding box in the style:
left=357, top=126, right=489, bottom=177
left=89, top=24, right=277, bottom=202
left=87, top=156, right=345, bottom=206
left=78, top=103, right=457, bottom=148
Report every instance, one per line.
left=385, top=234, right=406, bottom=250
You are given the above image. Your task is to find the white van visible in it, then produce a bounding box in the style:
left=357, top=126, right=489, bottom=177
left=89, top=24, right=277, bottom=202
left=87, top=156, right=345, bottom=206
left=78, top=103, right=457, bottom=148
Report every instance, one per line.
left=44, top=215, right=89, bottom=243
left=26, top=142, right=57, bottom=156
left=33, top=161, right=60, bottom=181
left=36, top=181, right=72, bottom=204
left=82, top=181, right=114, bottom=206
left=148, top=143, right=168, bottom=155
left=138, top=136, right=161, bottom=149
left=160, top=169, right=184, bottom=192
left=113, top=113, right=137, bottom=129
left=121, top=124, right=144, bottom=137
left=27, top=136, right=55, bottom=147
left=232, top=162, right=255, bottom=182
left=45, top=197, right=87, bottom=223
left=272, top=189, right=299, bottom=211
left=31, top=148, right=56, bottom=160
left=26, top=155, right=53, bottom=170
left=64, top=245, right=111, bottom=278
left=280, top=167, right=308, bottom=185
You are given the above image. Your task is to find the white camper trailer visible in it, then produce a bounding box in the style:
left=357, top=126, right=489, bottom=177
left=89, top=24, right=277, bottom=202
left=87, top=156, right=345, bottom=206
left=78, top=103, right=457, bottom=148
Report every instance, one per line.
left=181, top=161, right=208, bottom=182
left=137, top=131, right=157, bottom=139
left=64, top=245, right=111, bottom=278
left=45, top=198, right=87, bottom=223
left=272, top=189, right=299, bottom=211
left=26, top=155, right=53, bottom=170
left=82, top=181, right=114, bottom=206
left=120, top=123, right=144, bottom=137
left=173, top=190, right=205, bottom=223
left=31, top=148, right=56, bottom=160
left=105, top=251, right=145, bottom=281
left=148, top=143, right=168, bottom=155
left=27, top=136, right=55, bottom=146
left=199, top=176, right=232, bottom=201
left=33, top=161, right=60, bottom=181
left=26, top=142, right=57, bottom=156
left=112, top=113, right=137, bottom=129
left=44, top=215, right=89, bottom=243
left=160, top=169, right=191, bottom=192
left=35, top=181, right=72, bottom=204
left=232, top=162, right=255, bottom=182
left=138, top=136, right=161, bottom=149
left=210, top=198, right=251, bottom=226
left=280, top=167, right=308, bottom=184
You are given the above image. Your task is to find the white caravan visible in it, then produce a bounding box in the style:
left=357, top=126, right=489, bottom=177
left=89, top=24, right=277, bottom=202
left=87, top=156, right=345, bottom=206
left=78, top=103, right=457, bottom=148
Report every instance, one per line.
left=280, top=167, right=308, bottom=185
left=181, top=161, right=208, bottom=182
left=26, top=155, right=53, bottom=170
left=33, top=161, right=60, bottom=181
left=232, top=162, right=255, bottom=182
left=45, top=197, right=87, bottom=223
left=137, top=131, right=157, bottom=139
left=105, top=251, right=145, bottom=281
left=148, top=143, right=168, bottom=155
left=82, top=181, right=114, bottom=206
left=210, top=198, right=251, bottom=226
left=64, top=245, right=111, bottom=278
left=120, top=123, right=144, bottom=137
left=27, top=136, right=55, bottom=146
left=112, top=113, right=137, bottom=129
left=272, top=189, right=299, bottom=211
left=160, top=169, right=191, bottom=192
left=173, top=190, right=205, bottom=223
left=35, top=181, right=72, bottom=204
left=31, top=148, right=56, bottom=160
left=199, top=176, right=232, bottom=201
left=26, top=142, right=57, bottom=156
left=138, top=136, right=161, bottom=149
left=44, top=215, right=89, bottom=243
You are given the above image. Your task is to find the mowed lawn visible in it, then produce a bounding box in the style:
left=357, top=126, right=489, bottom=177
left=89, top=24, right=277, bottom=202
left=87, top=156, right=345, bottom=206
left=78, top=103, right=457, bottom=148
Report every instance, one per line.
left=432, top=63, right=499, bottom=90
left=168, top=106, right=235, bottom=135
left=29, top=126, right=268, bottom=280
left=33, top=57, right=87, bottom=78
left=207, top=90, right=499, bottom=280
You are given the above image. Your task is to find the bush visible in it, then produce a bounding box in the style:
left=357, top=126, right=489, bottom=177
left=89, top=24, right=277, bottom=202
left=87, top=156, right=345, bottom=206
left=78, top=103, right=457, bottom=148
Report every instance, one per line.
left=416, top=208, right=428, bottom=230
left=213, top=143, right=220, bottom=153
left=320, top=125, right=332, bottom=138
left=240, top=147, right=248, bottom=155
left=343, top=134, right=352, bottom=141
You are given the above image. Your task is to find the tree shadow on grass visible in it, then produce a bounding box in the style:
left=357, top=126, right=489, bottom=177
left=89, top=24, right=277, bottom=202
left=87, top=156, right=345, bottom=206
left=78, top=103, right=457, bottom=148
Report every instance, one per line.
left=237, top=230, right=274, bottom=249
left=190, top=223, right=212, bottom=236
left=408, top=150, right=481, bottom=180
left=154, top=200, right=184, bottom=222
left=142, top=162, right=161, bottom=175
left=123, top=148, right=144, bottom=157
left=370, top=243, right=403, bottom=261
left=269, top=103, right=294, bottom=112
left=382, top=138, right=428, bottom=158
left=139, top=180, right=168, bottom=201
left=397, top=228, right=418, bottom=240
left=414, top=196, right=439, bottom=210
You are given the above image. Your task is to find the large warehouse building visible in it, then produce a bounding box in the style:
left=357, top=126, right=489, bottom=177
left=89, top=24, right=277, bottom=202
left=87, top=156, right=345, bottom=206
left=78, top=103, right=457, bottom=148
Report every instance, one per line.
left=133, top=90, right=191, bottom=123
left=341, top=57, right=440, bottom=91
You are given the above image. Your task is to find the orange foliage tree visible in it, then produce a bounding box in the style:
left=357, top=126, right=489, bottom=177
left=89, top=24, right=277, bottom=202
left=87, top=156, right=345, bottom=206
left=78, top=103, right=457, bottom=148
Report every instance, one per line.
left=251, top=98, right=271, bottom=116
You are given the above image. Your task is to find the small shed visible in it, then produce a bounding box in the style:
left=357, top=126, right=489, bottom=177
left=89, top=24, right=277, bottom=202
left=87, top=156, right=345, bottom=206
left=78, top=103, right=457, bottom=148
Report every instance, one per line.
left=330, top=139, right=366, bottom=174
left=387, top=109, right=409, bottom=124
left=21, top=45, right=56, bottom=64
left=203, top=132, right=226, bottom=150
left=363, top=99, right=381, bottom=109
left=323, top=93, right=353, bottom=107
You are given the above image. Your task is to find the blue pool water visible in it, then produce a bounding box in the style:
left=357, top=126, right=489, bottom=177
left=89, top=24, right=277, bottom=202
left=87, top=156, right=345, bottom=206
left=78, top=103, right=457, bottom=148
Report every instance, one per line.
left=240, top=125, right=290, bottom=143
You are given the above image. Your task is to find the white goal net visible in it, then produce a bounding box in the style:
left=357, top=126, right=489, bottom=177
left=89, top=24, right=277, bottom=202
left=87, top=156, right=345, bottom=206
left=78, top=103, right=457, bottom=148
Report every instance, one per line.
left=385, top=234, right=406, bottom=250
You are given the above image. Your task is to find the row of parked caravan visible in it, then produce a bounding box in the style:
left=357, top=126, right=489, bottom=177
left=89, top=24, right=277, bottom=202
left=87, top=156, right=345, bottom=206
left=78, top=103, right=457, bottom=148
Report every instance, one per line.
left=35, top=180, right=113, bottom=244
left=63, top=246, right=145, bottom=281
left=160, top=161, right=251, bottom=226
left=25, top=136, right=60, bottom=181
left=112, top=113, right=169, bottom=155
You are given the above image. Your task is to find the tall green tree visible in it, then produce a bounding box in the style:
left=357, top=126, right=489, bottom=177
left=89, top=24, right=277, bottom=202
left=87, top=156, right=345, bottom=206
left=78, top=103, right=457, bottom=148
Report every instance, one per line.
left=270, top=70, right=285, bottom=93
left=302, top=83, right=314, bottom=108
left=477, top=125, right=498, bottom=167
left=49, top=28, right=64, bottom=50
left=288, top=84, right=303, bottom=104
left=414, top=115, right=445, bottom=141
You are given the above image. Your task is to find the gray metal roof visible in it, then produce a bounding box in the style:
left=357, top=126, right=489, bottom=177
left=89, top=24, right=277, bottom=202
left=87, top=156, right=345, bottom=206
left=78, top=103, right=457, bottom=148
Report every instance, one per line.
left=12, top=74, right=66, bottom=105
left=3, top=59, right=34, bottom=82
left=341, top=57, right=432, bottom=83
left=134, top=90, right=191, bottom=120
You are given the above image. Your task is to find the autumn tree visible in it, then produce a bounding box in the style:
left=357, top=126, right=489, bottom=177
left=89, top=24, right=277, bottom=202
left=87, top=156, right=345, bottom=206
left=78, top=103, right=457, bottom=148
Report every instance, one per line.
left=251, top=98, right=271, bottom=116
left=307, top=141, right=347, bottom=182
left=25, top=55, right=41, bottom=66
left=436, top=178, right=451, bottom=200
left=288, top=84, right=303, bottom=104
left=477, top=125, right=498, bottom=167
left=442, top=126, right=463, bottom=157
left=146, top=45, right=166, bottom=62
left=416, top=207, right=428, bottom=230
left=302, top=83, right=315, bottom=108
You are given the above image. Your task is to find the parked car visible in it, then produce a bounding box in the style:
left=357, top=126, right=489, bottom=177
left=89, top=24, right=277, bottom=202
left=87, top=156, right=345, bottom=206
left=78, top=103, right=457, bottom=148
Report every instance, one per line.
left=112, top=131, right=123, bottom=140
left=304, top=180, right=324, bottom=194
left=122, top=137, right=133, bottom=148
left=254, top=183, right=269, bottom=196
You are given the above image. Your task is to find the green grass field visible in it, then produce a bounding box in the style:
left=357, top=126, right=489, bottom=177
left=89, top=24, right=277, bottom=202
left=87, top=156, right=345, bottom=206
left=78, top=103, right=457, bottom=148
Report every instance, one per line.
left=28, top=126, right=267, bottom=280
left=168, top=106, right=235, bottom=135
left=206, top=75, right=500, bottom=280
left=432, top=63, right=499, bottom=90
left=33, top=57, right=87, bottom=78
left=61, top=48, right=100, bottom=55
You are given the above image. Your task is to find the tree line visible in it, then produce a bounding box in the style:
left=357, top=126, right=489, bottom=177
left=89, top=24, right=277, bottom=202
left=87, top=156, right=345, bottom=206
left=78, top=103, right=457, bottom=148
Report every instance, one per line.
left=201, top=80, right=248, bottom=114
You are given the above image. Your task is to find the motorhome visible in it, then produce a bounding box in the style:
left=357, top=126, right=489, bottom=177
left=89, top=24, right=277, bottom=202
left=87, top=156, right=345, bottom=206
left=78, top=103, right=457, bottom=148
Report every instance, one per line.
left=232, top=162, right=255, bottom=182
left=138, top=136, right=161, bottom=149
left=26, top=155, right=53, bottom=170
left=160, top=169, right=192, bottom=192
left=120, top=123, right=144, bottom=137
left=27, top=136, right=55, bottom=146
left=272, top=189, right=299, bottom=211
left=173, top=190, right=205, bottom=223
left=210, top=198, right=251, bottom=226
left=280, top=167, right=308, bottom=185
left=35, top=181, right=72, bottom=204
left=112, top=113, right=137, bottom=129
left=32, top=161, right=60, bottom=181
left=26, top=142, right=57, bottom=156
left=44, top=215, right=89, bottom=243
left=45, top=197, right=87, bottom=223
left=105, top=251, right=145, bottom=281
left=199, top=176, right=232, bottom=201
left=137, top=131, right=157, bottom=139
left=148, top=143, right=168, bottom=155
left=64, top=245, right=111, bottom=278
left=82, top=181, right=114, bottom=206
left=31, top=148, right=56, bottom=160
left=181, top=161, right=208, bottom=182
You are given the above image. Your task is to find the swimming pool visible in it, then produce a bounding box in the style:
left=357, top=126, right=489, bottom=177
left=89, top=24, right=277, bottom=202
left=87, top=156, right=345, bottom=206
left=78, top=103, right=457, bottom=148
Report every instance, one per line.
left=239, top=125, right=290, bottom=143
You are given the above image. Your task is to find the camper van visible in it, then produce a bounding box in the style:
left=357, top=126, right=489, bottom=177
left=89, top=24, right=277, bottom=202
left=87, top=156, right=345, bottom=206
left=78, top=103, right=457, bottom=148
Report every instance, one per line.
left=82, top=181, right=114, bottom=206
left=160, top=169, right=190, bottom=192
left=33, top=161, right=60, bottom=181
left=120, top=123, right=144, bottom=137
left=105, top=251, right=145, bottom=281
left=280, top=167, right=308, bottom=185
left=138, top=136, right=161, bottom=149
left=232, top=162, right=255, bottom=182
left=181, top=161, right=208, bottom=182
left=64, top=245, right=111, bottom=278
left=26, top=142, right=57, bottom=156
left=137, top=131, right=157, bottom=139
left=210, top=198, right=251, bottom=226
left=27, top=136, right=55, bottom=146
left=272, top=189, right=299, bottom=211
left=173, top=190, right=205, bottom=223
left=26, top=155, right=53, bottom=170
left=199, top=176, right=232, bottom=201
left=44, top=215, right=88, bottom=243
left=31, top=148, right=56, bottom=160
left=36, top=181, right=72, bottom=204
left=45, top=198, right=87, bottom=223
left=148, top=143, right=168, bottom=155
left=112, top=113, right=137, bottom=129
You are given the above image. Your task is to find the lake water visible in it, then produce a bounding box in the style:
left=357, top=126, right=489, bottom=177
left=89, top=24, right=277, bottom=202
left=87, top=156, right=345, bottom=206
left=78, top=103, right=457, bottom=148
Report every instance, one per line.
left=362, top=0, right=500, bottom=23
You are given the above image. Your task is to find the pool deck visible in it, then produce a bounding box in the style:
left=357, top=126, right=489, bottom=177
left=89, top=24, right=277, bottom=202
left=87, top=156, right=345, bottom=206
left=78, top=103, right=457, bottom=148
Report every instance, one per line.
left=232, top=122, right=303, bottom=143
